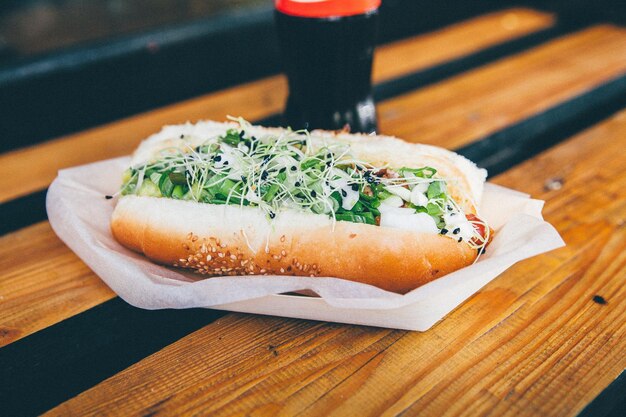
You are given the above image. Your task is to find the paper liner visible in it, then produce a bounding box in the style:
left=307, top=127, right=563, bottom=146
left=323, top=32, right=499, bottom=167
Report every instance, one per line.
left=46, top=157, right=564, bottom=330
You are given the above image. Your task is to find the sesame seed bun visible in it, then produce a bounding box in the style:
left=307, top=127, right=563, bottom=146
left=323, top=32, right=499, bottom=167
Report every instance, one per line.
left=111, top=121, right=487, bottom=294
left=112, top=196, right=477, bottom=294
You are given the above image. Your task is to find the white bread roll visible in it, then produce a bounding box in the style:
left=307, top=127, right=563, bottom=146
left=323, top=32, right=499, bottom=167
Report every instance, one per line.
left=111, top=121, right=487, bottom=294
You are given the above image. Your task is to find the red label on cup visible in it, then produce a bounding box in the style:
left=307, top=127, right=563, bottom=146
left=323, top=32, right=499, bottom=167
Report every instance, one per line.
left=275, top=0, right=381, bottom=18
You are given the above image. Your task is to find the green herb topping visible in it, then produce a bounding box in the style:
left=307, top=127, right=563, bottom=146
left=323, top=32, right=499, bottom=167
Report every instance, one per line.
left=119, top=119, right=489, bottom=251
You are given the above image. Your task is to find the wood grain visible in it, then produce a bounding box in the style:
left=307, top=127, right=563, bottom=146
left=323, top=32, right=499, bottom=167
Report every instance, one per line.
left=373, top=8, right=554, bottom=83
left=0, top=8, right=553, bottom=205
left=0, top=8, right=556, bottom=346
left=1, top=26, right=623, bottom=349
left=379, top=25, right=626, bottom=148
left=44, top=109, right=626, bottom=417
left=0, top=222, right=114, bottom=347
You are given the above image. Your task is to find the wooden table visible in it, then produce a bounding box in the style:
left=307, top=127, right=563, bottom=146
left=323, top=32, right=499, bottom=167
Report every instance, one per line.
left=1, top=7, right=625, bottom=417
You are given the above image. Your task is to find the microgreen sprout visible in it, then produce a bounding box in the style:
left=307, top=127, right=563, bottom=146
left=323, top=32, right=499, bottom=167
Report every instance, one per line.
left=120, top=120, right=489, bottom=253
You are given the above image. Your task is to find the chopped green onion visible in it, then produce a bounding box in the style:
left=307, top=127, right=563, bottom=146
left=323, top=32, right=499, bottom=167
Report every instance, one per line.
left=158, top=172, right=175, bottom=197
left=427, top=181, right=446, bottom=199
left=171, top=185, right=185, bottom=199
left=220, top=129, right=241, bottom=146
left=138, top=179, right=161, bottom=197
left=168, top=172, right=187, bottom=185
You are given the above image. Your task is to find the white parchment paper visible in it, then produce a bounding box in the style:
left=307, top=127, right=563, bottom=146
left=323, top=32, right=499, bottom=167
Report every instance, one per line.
left=46, top=157, right=565, bottom=330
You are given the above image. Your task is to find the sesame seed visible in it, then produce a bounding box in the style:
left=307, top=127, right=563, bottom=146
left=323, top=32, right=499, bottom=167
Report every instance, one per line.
left=280, top=235, right=286, bottom=242
left=206, top=255, right=212, bottom=261
left=260, top=269, right=267, bottom=273
left=280, top=268, right=285, bottom=273
left=230, top=255, right=237, bottom=260
left=220, top=243, right=227, bottom=248
left=281, top=250, right=286, bottom=256
left=218, top=253, right=225, bottom=258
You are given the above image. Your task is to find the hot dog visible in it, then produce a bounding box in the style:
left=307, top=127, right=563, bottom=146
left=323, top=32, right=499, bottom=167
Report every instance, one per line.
left=111, top=118, right=491, bottom=293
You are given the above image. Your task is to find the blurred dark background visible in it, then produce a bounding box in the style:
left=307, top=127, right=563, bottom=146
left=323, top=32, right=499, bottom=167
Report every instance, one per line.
left=1, top=0, right=625, bottom=150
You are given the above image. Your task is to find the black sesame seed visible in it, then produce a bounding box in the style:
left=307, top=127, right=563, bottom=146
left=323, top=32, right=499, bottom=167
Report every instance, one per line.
left=311, top=190, right=317, bottom=197
left=105, top=195, right=113, bottom=200
left=295, top=181, right=301, bottom=187
left=214, top=155, right=222, bottom=162
left=223, top=161, right=229, bottom=166
left=290, top=166, right=297, bottom=171
left=326, top=153, right=332, bottom=159
left=458, top=237, right=463, bottom=242
left=261, top=171, right=268, bottom=180
left=478, top=247, right=486, bottom=255
left=351, top=184, right=359, bottom=191
left=440, top=228, right=448, bottom=235
left=179, top=134, right=184, bottom=139
left=447, top=205, right=453, bottom=210
left=239, top=130, right=245, bottom=138
left=453, top=228, right=460, bottom=235
left=341, top=190, right=347, bottom=197
left=241, top=176, right=247, bottom=182
left=269, top=211, right=276, bottom=219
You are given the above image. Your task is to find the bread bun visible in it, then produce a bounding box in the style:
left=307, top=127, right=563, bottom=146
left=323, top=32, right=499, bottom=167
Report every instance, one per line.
left=111, top=121, right=488, bottom=294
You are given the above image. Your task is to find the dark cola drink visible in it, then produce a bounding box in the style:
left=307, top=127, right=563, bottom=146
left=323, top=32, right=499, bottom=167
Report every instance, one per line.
left=275, top=0, right=380, bottom=133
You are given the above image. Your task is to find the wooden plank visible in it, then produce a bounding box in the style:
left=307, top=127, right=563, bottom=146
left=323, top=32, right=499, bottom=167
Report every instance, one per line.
left=373, top=8, right=554, bottom=82
left=0, top=222, right=114, bottom=347
left=44, top=109, right=626, bottom=416
left=379, top=25, right=626, bottom=148
left=0, top=8, right=557, bottom=346
left=0, top=8, right=553, bottom=205
left=0, top=23, right=620, bottom=349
